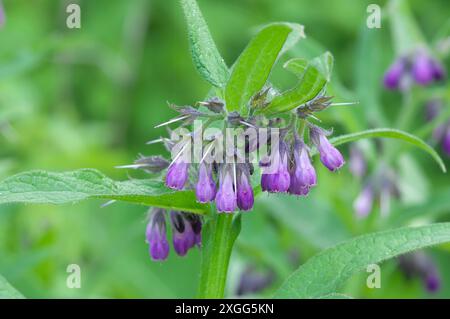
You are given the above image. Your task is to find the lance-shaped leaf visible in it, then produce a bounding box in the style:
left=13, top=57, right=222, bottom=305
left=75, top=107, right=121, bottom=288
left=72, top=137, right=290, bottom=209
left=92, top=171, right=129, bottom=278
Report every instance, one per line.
left=261, top=52, right=333, bottom=115
left=388, top=0, right=425, bottom=55
left=274, top=223, right=450, bottom=298
left=181, top=0, right=229, bottom=87
left=0, top=274, right=24, bottom=299
left=0, top=169, right=207, bottom=214
left=323, top=128, right=446, bottom=173
left=225, top=23, right=304, bottom=115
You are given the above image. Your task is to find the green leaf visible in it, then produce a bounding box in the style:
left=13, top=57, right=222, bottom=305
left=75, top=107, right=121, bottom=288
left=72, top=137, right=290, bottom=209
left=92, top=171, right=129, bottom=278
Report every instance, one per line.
left=225, top=23, right=303, bottom=115
left=262, top=52, right=333, bottom=115
left=181, top=0, right=229, bottom=87
left=274, top=223, right=450, bottom=298
left=318, top=293, right=353, bottom=299
left=388, top=0, right=425, bottom=55
left=325, top=128, right=446, bottom=173
left=0, top=274, right=24, bottom=299
left=0, top=169, right=207, bottom=214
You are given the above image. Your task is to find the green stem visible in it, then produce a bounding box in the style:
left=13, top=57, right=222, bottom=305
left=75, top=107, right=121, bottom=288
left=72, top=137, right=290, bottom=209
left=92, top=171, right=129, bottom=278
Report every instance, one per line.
left=197, top=211, right=241, bottom=298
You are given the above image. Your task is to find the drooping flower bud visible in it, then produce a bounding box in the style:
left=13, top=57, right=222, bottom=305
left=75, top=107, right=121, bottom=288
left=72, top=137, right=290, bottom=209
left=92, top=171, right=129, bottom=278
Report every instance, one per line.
left=236, top=166, right=254, bottom=211
left=195, top=162, right=216, bottom=203
left=261, top=143, right=290, bottom=193
left=289, top=139, right=316, bottom=196
left=165, top=157, right=190, bottom=190
left=442, top=125, right=450, bottom=156
left=146, top=208, right=170, bottom=261
left=398, top=252, right=441, bottom=294
left=383, top=58, right=406, bottom=89
left=187, top=213, right=202, bottom=247
left=215, top=168, right=237, bottom=213
left=353, top=184, right=374, bottom=218
left=170, top=211, right=196, bottom=256
left=412, top=51, right=435, bottom=85
left=310, top=127, right=345, bottom=172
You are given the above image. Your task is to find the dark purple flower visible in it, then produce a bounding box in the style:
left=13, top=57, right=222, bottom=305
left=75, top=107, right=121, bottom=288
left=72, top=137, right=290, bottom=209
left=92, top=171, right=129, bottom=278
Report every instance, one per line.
left=349, top=146, right=366, bottom=178
left=431, top=60, right=446, bottom=81
left=442, top=125, right=450, bottom=156
left=188, top=214, right=202, bottom=247
left=398, top=252, right=441, bottom=294
left=215, top=169, right=237, bottom=213
left=170, top=211, right=196, bottom=256
left=412, top=51, right=435, bottom=85
left=310, top=127, right=345, bottom=172
left=195, top=162, right=216, bottom=203
left=165, top=158, right=189, bottom=190
left=383, top=58, right=406, bottom=89
left=353, top=184, right=374, bottom=218
left=425, top=273, right=441, bottom=293
left=237, top=168, right=254, bottom=211
left=289, top=140, right=316, bottom=196
left=146, top=208, right=170, bottom=261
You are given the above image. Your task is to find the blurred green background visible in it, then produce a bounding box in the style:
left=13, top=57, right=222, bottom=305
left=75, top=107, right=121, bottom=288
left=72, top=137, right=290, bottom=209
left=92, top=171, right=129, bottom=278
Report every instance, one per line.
left=0, top=0, right=449, bottom=298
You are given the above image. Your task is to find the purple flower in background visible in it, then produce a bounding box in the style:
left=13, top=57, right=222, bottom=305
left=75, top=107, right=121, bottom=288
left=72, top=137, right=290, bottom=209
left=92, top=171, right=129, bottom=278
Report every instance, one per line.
left=398, top=252, right=441, bottom=294
left=383, top=58, right=406, bottom=90
left=349, top=146, right=366, bottom=178
left=195, top=162, right=216, bottom=203
left=146, top=208, right=170, bottom=261
left=236, top=167, right=254, bottom=211
left=165, top=157, right=190, bottom=190
left=442, top=126, right=450, bottom=156
left=425, top=273, right=441, bottom=293
left=412, top=51, right=435, bottom=85
left=383, top=49, right=446, bottom=90
left=170, top=211, right=196, bottom=256
left=289, top=139, right=316, bottom=196
left=0, top=0, right=5, bottom=28
left=310, top=126, right=345, bottom=172
left=215, top=168, right=237, bottom=213
left=353, top=184, right=374, bottom=218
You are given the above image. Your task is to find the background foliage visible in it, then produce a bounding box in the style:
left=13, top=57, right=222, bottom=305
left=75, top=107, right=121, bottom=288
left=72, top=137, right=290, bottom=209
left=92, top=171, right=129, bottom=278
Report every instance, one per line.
left=0, top=0, right=449, bottom=298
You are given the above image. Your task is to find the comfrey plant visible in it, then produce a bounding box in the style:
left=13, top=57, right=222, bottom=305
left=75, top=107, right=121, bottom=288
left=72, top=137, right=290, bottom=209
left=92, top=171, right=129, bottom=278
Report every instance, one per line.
left=0, top=0, right=449, bottom=299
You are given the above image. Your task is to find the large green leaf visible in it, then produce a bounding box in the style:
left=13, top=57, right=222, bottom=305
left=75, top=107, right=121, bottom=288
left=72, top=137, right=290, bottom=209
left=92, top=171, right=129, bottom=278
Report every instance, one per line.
left=0, top=169, right=207, bottom=214
left=274, top=223, right=450, bottom=298
left=225, top=23, right=303, bottom=115
left=181, top=0, right=229, bottom=87
left=0, top=274, right=24, bottom=299
left=325, top=128, right=446, bottom=173
left=262, top=52, right=333, bottom=115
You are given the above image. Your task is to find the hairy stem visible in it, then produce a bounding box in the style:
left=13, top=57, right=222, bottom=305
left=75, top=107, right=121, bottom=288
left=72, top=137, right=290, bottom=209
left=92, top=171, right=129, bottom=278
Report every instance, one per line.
left=197, top=210, right=241, bottom=298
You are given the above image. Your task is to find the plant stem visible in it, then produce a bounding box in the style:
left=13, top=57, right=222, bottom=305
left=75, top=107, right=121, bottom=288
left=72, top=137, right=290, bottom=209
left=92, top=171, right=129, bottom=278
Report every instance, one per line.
left=197, top=211, right=241, bottom=298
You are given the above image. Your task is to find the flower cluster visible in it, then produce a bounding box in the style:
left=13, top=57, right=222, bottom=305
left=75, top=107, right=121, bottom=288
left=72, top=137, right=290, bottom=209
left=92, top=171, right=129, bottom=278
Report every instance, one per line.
left=163, top=106, right=345, bottom=213
left=383, top=49, right=445, bottom=90
left=145, top=208, right=202, bottom=261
